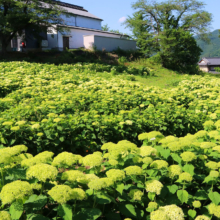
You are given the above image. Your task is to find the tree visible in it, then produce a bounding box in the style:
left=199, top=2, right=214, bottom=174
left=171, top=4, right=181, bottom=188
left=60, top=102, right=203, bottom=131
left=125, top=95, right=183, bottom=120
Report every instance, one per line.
left=124, top=0, right=212, bottom=72
left=0, top=0, right=68, bottom=55
left=101, top=23, right=125, bottom=36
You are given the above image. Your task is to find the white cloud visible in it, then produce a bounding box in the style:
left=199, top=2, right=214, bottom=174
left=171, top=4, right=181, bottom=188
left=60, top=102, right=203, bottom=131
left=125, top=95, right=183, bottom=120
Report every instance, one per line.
left=118, top=16, right=127, bottom=23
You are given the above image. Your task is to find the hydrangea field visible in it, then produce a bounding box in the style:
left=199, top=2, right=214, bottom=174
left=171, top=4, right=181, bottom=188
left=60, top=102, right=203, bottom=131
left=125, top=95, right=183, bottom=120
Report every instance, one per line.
left=1, top=62, right=220, bottom=219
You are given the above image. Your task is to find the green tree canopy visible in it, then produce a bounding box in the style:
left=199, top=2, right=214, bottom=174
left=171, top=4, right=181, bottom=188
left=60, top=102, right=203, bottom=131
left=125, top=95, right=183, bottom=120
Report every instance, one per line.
left=125, top=0, right=212, bottom=72
left=0, top=0, right=68, bottom=54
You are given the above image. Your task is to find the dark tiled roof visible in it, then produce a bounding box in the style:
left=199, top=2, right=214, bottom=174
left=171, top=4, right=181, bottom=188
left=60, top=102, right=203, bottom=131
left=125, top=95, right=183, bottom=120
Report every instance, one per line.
left=199, top=57, right=220, bottom=66
left=55, top=1, right=88, bottom=12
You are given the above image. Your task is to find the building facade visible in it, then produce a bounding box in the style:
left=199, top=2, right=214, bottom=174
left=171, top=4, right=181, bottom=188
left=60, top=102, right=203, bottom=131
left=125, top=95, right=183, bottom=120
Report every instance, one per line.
left=198, top=57, right=220, bottom=72
left=11, top=1, right=136, bottom=52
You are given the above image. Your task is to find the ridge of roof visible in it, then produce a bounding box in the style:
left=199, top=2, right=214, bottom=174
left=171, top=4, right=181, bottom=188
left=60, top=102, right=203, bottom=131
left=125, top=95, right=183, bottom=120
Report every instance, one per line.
left=55, top=1, right=88, bottom=12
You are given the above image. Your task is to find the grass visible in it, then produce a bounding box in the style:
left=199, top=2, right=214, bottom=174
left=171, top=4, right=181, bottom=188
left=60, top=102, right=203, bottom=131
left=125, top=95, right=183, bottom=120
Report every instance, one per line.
left=1, top=49, right=216, bottom=89
left=128, top=58, right=195, bottom=88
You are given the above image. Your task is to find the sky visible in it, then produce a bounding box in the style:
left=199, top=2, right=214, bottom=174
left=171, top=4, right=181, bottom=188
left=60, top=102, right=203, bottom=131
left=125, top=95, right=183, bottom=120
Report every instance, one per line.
left=64, top=0, right=220, bottom=35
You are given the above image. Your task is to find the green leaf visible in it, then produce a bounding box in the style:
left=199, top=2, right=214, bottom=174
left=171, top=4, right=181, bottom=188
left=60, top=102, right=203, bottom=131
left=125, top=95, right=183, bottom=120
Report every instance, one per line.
left=171, top=153, right=182, bottom=164
left=118, top=204, right=137, bottom=218
left=161, top=149, right=170, bottom=159
left=167, top=185, right=178, bottom=194
left=177, top=190, right=188, bottom=204
left=9, top=200, right=23, bottom=220
left=24, top=194, right=47, bottom=211
left=96, top=193, right=112, bottom=204
left=148, top=192, right=156, bottom=201
left=208, top=191, right=220, bottom=205
left=27, top=214, right=50, bottom=220
left=183, top=164, right=194, bottom=176
left=73, top=208, right=102, bottom=220
left=116, top=183, right=124, bottom=195
left=188, top=209, right=197, bottom=219
left=194, top=190, right=208, bottom=200
left=105, top=213, right=121, bottom=220
left=57, top=204, right=72, bottom=220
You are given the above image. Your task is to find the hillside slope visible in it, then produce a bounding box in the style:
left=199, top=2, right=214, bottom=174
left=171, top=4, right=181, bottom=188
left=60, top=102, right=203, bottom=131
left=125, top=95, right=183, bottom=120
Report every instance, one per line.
left=196, top=29, right=220, bottom=57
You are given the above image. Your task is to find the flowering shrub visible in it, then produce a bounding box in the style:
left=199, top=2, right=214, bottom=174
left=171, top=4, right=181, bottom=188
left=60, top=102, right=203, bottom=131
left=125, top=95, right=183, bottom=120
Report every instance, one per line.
left=0, top=62, right=220, bottom=155
left=0, top=128, right=220, bottom=219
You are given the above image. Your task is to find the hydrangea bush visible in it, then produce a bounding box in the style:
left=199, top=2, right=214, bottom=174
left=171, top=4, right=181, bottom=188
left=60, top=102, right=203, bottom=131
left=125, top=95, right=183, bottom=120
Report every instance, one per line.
left=0, top=128, right=220, bottom=219
left=0, top=62, right=220, bottom=155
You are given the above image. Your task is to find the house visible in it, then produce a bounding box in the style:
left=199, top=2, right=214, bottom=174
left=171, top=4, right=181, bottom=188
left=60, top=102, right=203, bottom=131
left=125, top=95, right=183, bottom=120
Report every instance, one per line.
left=198, top=57, right=220, bottom=72
left=11, top=1, right=136, bottom=52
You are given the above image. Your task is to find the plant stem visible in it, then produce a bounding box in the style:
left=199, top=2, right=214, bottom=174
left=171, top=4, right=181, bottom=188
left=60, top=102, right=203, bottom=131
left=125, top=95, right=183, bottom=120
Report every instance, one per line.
left=1, top=169, right=4, bottom=186
left=74, top=200, right=77, bottom=213
left=93, top=190, right=97, bottom=208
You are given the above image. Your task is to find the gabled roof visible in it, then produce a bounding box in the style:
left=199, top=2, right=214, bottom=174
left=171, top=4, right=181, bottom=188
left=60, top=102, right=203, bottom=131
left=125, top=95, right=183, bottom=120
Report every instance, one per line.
left=199, top=57, right=220, bottom=66
left=56, top=1, right=103, bottom=21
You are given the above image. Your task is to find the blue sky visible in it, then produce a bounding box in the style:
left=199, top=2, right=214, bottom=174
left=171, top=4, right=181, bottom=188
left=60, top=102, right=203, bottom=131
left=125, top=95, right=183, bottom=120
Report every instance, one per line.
left=64, top=0, right=220, bottom=34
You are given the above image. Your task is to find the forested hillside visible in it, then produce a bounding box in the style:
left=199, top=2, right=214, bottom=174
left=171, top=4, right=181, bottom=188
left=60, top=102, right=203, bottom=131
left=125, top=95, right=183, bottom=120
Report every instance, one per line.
left=196, top=29, right=220, bottom=57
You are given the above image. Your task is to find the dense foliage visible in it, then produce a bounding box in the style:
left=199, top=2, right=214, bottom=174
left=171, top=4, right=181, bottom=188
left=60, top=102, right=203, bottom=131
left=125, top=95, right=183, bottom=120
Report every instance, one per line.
left=0, top=0, right=67, bottom=54
left=125, top=0, right=212, bottom=73
left=1, top=121, right=220, bottom=219
left=1, top=62, right=220, bottom=156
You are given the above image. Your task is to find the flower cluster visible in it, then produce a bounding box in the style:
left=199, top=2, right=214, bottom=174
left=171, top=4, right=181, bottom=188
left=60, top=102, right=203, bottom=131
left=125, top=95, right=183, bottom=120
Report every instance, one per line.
left=0, top=211, right=11, bottom=220
left=145, top=180, right=163, bottom=195
left=151, top=205, right=184, bottom=220
left=26, top=163, right=58, bottom=182
left=0, top=180, right=32, bottom=205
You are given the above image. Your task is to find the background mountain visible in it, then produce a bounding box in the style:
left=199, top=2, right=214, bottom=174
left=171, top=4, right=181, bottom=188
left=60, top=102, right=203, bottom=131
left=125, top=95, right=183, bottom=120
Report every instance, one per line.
left=196, top=29, right=220, bottom=58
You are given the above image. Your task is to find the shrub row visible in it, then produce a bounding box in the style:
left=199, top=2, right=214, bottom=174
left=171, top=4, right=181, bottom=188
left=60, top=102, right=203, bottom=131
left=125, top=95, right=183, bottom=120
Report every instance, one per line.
left=0, top=124, right=220, bottom=219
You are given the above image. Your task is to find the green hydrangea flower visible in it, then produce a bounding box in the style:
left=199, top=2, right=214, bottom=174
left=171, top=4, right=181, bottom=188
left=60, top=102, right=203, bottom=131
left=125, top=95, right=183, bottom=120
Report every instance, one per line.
left=106, top=169, right=125, bottom=182
left=195, top=130, right=208, bottom=138
left=27, top=163, right=58, bottom=182
left=168, top=165, right=182, bottom=178
left=200, top=142, right=216, bottom=149
left=128, top=189, right=143, bottom=201
left=178, top=172, right=193, bottom=182
left=195, top=216, right=211, bottom=220
left=139, top=146, right=157, bottom=157
left=72, top=188, right=87, bottom=200
left=83, top=154, right=103, bottom=167
left=151, top=205, right=184, bottom=220
left=0, top=180, right=32, bottom=205
left=205, top=161, right=219, bottom=170
left=88, top=178, right=114, bottom=190
left=61, top=170, right=85, bottom=182
left=31, top=183, right=42, bottom=191
left=0, top=211, right=12, bottom=220
left=209, top=170, right=219, bottom=178
left=148, top=202, right=158, bottom=210
left=213, top=146, right=220, bottom=153
left=159, top=135, right=178, bottom=145
left=208, top=203, right=220, bottom=218
left=208, top=130, right=219, bottom=138
left=52, top=152, right=82, bottom=167
left=180, top=152, right=196, bottom=162
left=124, top=166, right=142, bottom=176
left=108, top=159, right=119, bottom=166
left=48, top=185, right=75, bottom=204
left=193, top=201, right=201, bottom=208
left=167, top=141, right=183, bottom=152
left=21, top=151, right=54, bottom=167
left=143, top=157, right=153, bottom=165
left=145, top=180, right=163, bottom=195
left=150, top=160, right=168, bottom=169
left=150, top=209, right=168, bottom=220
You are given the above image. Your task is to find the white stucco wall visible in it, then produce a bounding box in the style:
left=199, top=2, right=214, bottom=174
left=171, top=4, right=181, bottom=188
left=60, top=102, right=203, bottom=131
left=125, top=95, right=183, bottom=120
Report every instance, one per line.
left=76, top=16, right=102, bottom=30
left=52, top=28, right=122, bottom=50
left=61, top=14, right=76, bottom=26
left=84, top=35, right=136, bottom=51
